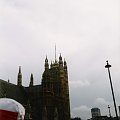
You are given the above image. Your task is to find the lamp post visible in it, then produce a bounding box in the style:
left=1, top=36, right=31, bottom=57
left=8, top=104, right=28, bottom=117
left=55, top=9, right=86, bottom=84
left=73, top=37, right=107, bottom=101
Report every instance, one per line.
left=105, top=61, right=119, bottom=120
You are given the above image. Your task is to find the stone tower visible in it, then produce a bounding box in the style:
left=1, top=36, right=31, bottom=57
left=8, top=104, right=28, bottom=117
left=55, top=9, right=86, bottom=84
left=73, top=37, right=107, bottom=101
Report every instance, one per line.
left=42, top=54, right=71, bottom=120
left=17, top=66, right=22, bottom=86
left=29, top=73, right=34, bottom=87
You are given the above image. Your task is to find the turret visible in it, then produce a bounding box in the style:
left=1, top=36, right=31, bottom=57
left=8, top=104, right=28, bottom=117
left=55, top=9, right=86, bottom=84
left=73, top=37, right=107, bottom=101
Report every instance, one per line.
left=17, top=66, right=22, bottom=86
left=59, top=54, right=63, bottom=67
left=45, top=56, right=49, bottom=70
left=64, top=59, right=67, bottom=70
left=50, top=61, right=53, bottom=69
left=29, top=73, right=34, bottom=87
left=42, top=56, right=53, bottom=94
left=59, top=54, right=64, bottom=80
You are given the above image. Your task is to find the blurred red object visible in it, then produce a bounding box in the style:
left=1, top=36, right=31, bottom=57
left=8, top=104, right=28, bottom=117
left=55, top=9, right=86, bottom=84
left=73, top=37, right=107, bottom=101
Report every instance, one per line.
left=0, top=98, right=25, bottom=120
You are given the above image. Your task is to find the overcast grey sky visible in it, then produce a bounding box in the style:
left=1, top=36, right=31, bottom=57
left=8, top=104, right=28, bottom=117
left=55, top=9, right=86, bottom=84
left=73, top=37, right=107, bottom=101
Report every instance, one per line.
left=0, top=0, right=120, bottom=119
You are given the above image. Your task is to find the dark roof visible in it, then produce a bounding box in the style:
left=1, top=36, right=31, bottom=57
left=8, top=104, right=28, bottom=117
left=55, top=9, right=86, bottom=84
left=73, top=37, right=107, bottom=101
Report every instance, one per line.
left=0, top=79, right=28, bottom=105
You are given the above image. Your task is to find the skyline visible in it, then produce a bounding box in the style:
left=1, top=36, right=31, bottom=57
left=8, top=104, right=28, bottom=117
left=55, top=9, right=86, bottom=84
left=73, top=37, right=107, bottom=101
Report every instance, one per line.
left=0, top=0, right=120, bottom=119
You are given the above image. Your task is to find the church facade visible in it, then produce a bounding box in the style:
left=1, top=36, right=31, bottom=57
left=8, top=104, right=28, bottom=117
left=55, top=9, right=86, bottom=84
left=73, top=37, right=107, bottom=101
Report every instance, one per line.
left=0, top=54, right=71, bottom=120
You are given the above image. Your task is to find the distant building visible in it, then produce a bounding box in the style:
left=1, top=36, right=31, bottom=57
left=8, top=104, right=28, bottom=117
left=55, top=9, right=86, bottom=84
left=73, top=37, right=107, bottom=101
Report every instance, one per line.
left=91, top=108, right=101, bottom=118
left=0, top=54, right=71, bottom=120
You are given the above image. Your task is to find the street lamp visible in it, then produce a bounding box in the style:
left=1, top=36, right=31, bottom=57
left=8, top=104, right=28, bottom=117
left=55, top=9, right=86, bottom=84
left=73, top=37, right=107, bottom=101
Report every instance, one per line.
left=105, top=61, right=119, bottom=120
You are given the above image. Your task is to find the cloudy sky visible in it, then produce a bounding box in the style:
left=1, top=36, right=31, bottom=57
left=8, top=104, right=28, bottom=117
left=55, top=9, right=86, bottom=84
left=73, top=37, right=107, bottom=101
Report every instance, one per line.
left=0, top=0, right=120, bottom=119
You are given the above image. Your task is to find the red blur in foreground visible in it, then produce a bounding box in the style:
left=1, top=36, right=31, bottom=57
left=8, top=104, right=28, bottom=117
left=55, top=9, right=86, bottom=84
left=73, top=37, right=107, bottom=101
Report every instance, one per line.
left=0, top=98, right=25, bottom=120
left=0, top=109, right=18, bottom=120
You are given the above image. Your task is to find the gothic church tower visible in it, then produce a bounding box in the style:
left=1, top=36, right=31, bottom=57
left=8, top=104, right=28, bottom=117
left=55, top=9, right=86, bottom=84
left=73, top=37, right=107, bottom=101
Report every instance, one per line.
left=42, top=54, right=70, bottom=120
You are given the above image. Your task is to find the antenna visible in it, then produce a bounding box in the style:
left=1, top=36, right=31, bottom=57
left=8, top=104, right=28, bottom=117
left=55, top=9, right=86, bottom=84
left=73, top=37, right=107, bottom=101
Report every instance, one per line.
left=55, top=44, right=56, bottom=61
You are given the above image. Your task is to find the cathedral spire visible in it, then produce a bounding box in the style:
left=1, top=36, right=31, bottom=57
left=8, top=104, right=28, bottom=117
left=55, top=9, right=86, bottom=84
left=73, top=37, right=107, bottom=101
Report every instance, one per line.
left=45, top=56, right=49, bottom=70
left=59, top=53, right=63, bottom=66
left=64, top=59, right=67, bottom=70
left=59, top=53, right=62, bottom=60
left=29, top=73, right=34, bottom=87
left=19, top=66, right=21, bottom=73
left=50, top=61, right=53, bottom=68
left=17, top=66, right=22, bottom=86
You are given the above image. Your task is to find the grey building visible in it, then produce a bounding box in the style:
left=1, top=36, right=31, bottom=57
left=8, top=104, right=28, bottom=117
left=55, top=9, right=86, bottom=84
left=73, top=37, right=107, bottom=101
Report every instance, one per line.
left=91, top=108, right=101, bottom=118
